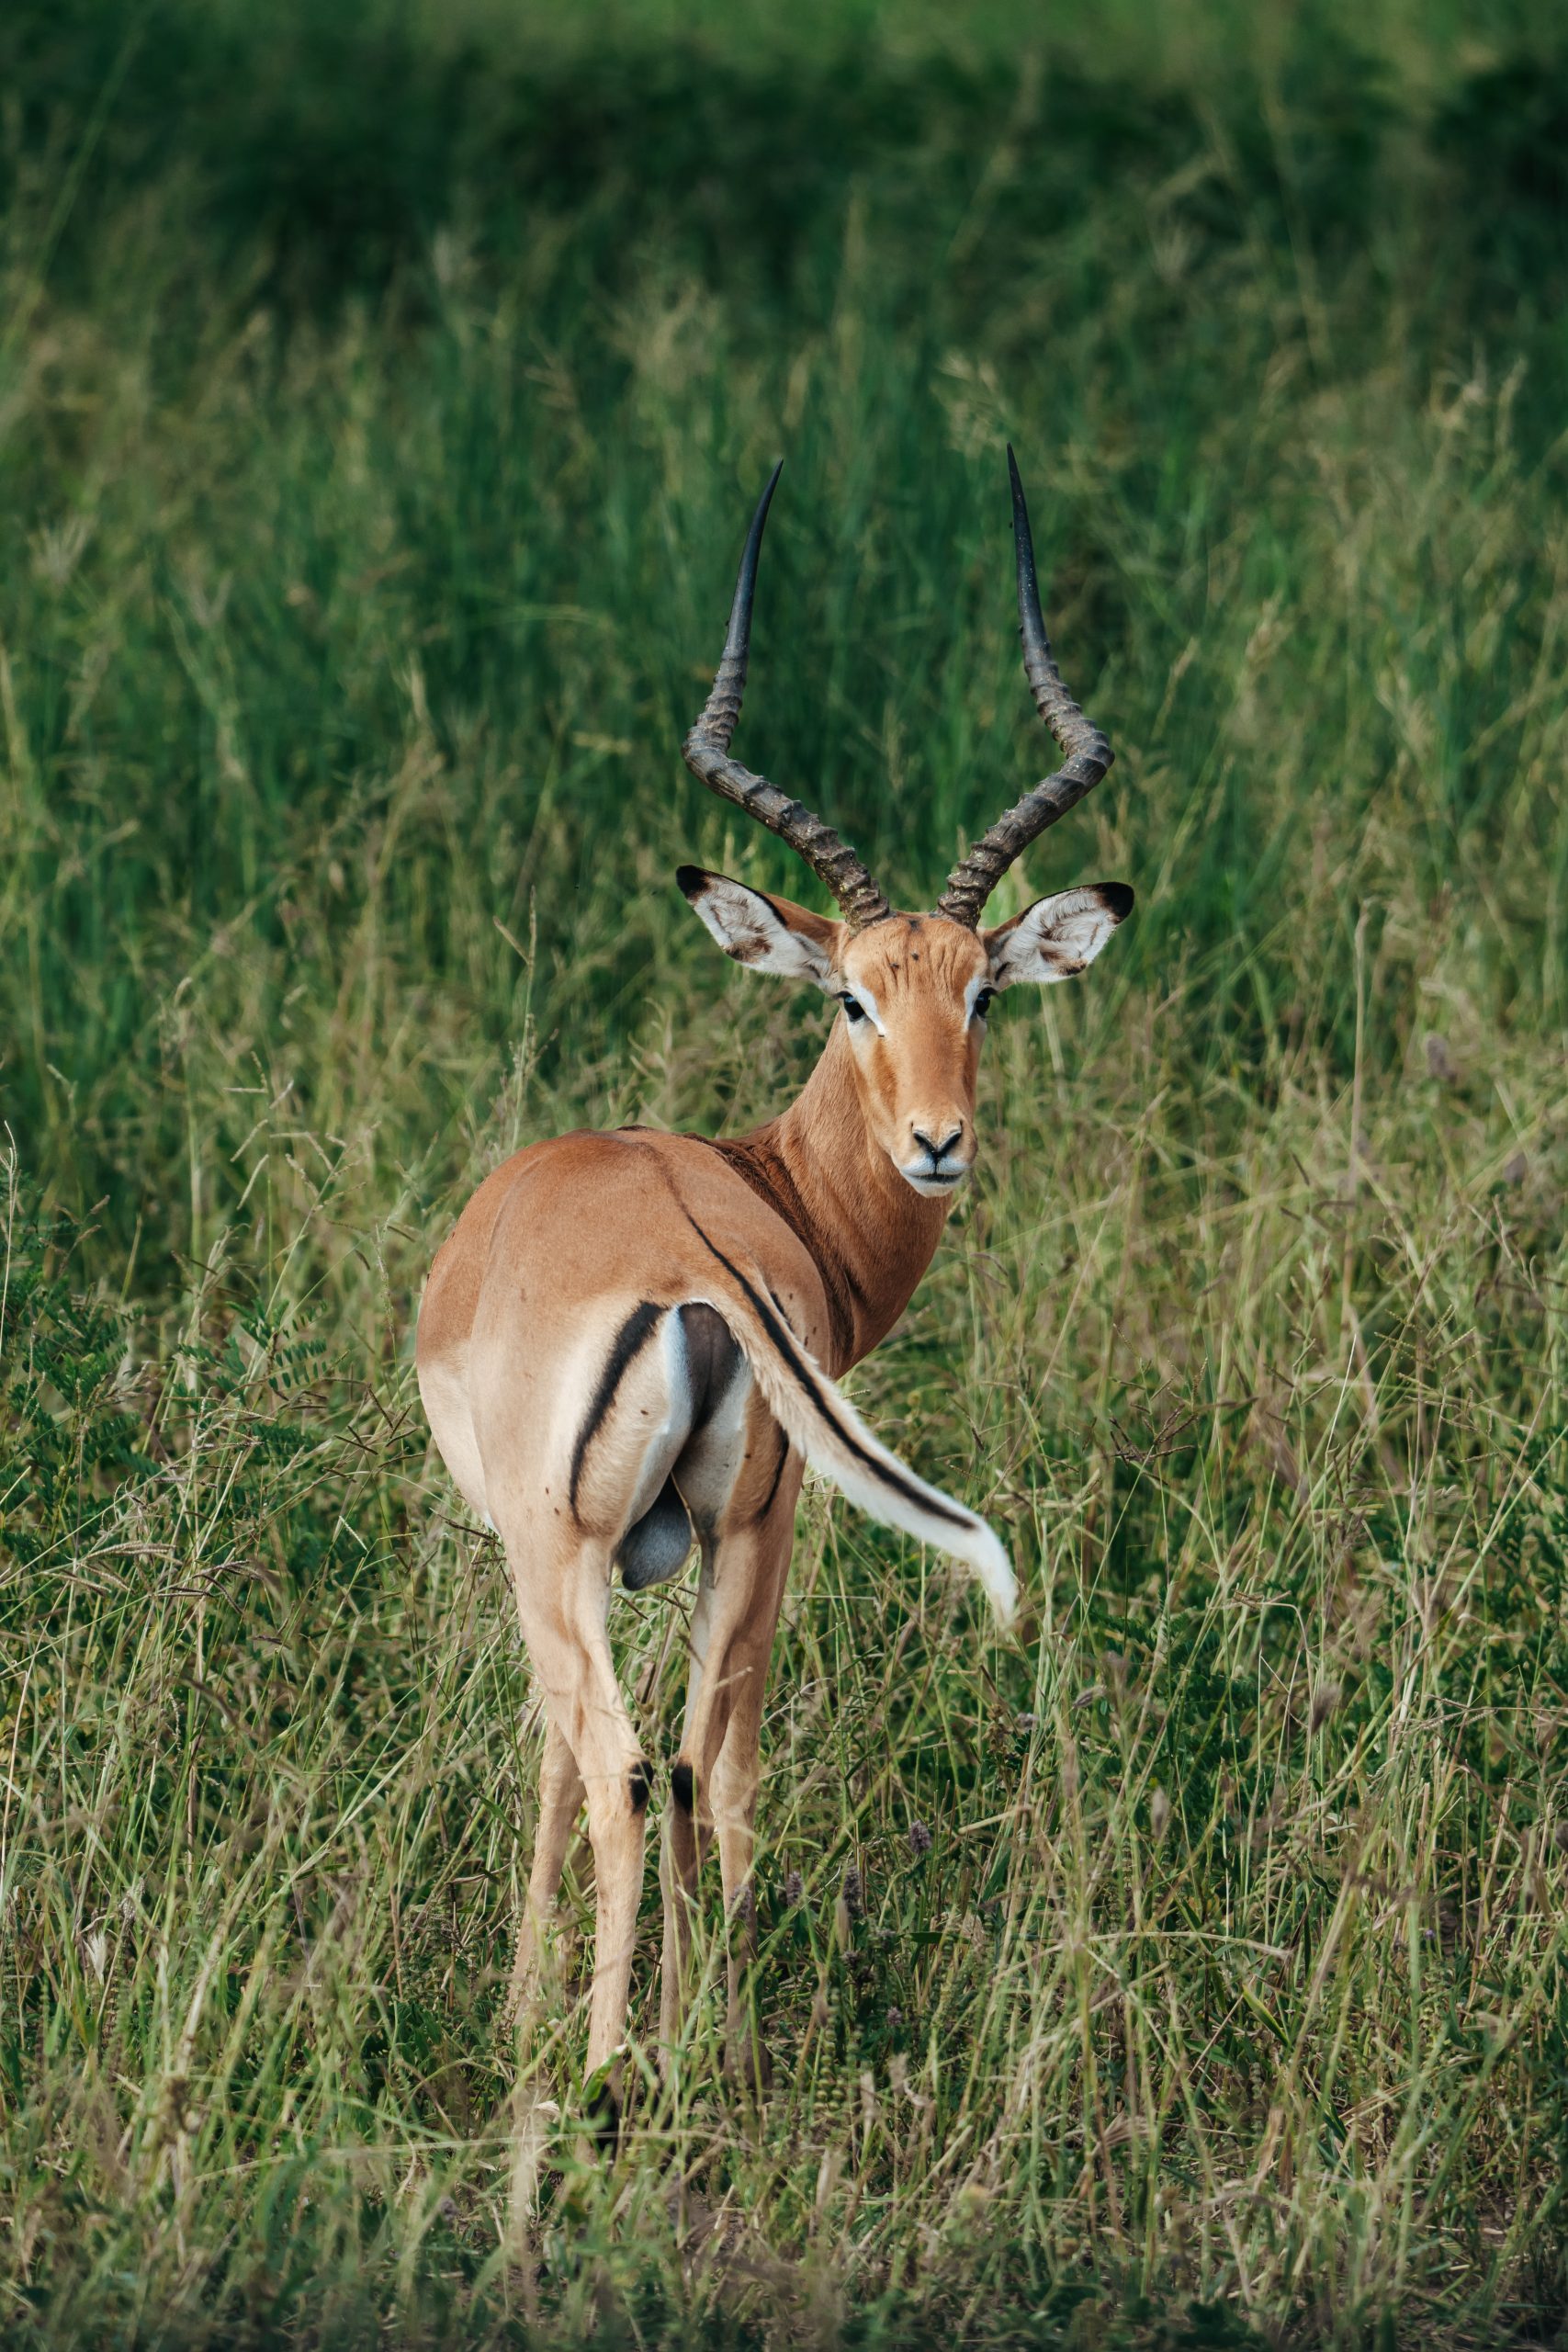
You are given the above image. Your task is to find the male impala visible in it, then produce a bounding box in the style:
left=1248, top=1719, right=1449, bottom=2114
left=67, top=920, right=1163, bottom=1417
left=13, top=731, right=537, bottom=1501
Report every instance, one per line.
left=417, top=450, right=1132, bottom=2095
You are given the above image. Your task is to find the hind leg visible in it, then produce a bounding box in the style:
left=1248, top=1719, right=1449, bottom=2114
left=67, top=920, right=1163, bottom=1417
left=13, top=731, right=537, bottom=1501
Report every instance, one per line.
left=661, top=1458, right=801, bottom=2075
left=707, top=1533, right=794, bottom=2091
left=505, top=1716, right=585, bottom=2034
left=505, top=1545, right=653, bottom=2088
left=659, top=1556, right=717, bottom=2049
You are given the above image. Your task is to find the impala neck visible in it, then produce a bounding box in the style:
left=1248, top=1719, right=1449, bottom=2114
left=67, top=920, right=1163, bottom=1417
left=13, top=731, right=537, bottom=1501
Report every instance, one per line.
left=730, top=1020, right=952, bottom=1374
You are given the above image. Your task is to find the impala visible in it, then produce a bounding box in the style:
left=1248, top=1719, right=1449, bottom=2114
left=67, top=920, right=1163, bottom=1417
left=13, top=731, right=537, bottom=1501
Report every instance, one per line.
left=417, top=449, right=1133, bottom=2096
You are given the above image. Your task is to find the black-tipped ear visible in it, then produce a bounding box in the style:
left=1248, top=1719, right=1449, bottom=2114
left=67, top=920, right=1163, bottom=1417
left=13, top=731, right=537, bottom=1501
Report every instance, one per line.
left=674, top=867, right=840, bottom=987
left=982, top=882, right=1134, bottom=989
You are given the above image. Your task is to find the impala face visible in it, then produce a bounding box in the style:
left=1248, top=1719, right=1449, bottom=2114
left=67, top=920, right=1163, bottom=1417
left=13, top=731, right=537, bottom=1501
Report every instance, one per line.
left=836, top=914, right=989, bottom=1195
left=678, top=868, right=1133, bottom=1201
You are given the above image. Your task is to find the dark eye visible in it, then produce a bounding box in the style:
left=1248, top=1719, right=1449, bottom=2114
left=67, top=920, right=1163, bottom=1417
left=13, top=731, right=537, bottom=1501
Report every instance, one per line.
left=973, top=987, right=997, bottom=1021
left=840, top=994, right=867, bottom=1023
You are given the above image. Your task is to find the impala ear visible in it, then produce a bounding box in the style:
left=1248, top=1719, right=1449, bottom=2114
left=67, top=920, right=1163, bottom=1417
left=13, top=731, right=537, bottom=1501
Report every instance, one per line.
left=983, top=883, right=1134, bottom=989
left=676, top=866, right=840, bottom=988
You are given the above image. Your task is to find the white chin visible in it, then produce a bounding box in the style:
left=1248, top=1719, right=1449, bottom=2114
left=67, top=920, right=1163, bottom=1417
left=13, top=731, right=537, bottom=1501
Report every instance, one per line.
left=899, top=1167, right=970, bottom=1198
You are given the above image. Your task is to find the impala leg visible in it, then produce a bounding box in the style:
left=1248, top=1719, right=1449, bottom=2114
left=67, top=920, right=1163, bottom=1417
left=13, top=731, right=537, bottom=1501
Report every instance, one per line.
left=662, top=1488, right=795, bottom=2083
left=509, top=1560, right=651, bottom=2102
left=505, top=1716, right=585, bottom=2035
left=659, top=1560, right=716, bottom=2050
left=709, top=1568, right=788, bottom=2093
left=581, top=1755, right=651, bottom=2092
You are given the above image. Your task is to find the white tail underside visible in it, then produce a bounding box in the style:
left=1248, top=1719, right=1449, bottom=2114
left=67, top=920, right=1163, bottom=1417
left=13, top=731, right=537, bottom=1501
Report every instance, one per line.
left=683, top=1257, right=1017, bottom=1626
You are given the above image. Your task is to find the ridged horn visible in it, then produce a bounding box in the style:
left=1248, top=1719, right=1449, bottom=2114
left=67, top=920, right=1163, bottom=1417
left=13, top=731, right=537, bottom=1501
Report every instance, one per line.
left=935, top=447, right=1114, bottom=928
left=682, top=465, right=891, bottom=931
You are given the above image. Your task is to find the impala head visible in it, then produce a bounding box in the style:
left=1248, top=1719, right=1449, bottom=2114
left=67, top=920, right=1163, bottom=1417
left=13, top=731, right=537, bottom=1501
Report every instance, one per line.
left=680, top=451, right=1134, bottom=1200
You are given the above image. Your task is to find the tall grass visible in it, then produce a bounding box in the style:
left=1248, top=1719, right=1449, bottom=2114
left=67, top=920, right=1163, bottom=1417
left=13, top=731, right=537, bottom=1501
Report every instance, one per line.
left=4, top=2, right=1568, bottom=2343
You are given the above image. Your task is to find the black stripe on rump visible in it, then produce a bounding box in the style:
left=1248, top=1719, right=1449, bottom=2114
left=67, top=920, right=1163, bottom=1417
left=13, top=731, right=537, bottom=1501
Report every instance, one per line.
left=569, top=1300, right=663, bottom=1517
left=679, top=1214, right=972, bottom=1532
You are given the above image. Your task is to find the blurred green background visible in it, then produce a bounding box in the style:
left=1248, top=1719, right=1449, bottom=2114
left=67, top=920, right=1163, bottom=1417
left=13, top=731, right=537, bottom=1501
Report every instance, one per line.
left=4, top=3, right=1568, bottom=2346
left=5, top=0, right=1567, bottom=1281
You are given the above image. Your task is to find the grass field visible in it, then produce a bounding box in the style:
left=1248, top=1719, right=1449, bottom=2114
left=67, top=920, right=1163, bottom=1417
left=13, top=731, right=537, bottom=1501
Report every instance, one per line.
left=5, top=2, right=1568, bottom=2343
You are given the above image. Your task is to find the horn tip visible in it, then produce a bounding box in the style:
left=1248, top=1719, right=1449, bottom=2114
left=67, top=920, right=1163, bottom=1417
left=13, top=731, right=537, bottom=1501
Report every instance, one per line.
left=743, top=458, right=784, bottom=549
left=1007, top=447, right=1032, bottom=543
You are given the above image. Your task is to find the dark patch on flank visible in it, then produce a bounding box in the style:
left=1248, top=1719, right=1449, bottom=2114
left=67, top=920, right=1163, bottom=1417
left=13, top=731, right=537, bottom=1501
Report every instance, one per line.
left=671, top=1759, right=694, bottom=1813
left=569, top=1299, right=662, bottom=1516
left=629, top=1760, right=653, bottom=1813
left=680, top=1210, right=973, bottom=1532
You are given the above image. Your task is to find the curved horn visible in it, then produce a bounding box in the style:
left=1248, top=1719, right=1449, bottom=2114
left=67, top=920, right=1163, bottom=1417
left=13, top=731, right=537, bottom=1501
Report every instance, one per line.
left=935, top=447, right=1114, bottom=929
left=682, top=464, right=891, bottom=932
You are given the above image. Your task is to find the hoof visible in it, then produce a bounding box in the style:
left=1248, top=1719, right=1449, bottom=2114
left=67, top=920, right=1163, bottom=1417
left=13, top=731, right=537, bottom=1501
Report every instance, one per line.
left=582, top=2049, right=627, bottom=2147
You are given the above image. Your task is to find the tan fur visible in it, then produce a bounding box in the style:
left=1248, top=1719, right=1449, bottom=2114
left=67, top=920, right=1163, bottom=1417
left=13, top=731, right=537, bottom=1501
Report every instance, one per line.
left=418, top=892, right=1124, bottom=2088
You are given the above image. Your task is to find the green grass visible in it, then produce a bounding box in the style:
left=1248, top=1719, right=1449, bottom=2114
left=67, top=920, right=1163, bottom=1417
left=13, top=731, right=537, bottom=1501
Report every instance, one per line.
left=5, top=1, right=1568, bottom=2343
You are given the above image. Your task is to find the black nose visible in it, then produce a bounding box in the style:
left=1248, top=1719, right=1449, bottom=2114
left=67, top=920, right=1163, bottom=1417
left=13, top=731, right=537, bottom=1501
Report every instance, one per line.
left=913, top=1125, right=964, bottom=1164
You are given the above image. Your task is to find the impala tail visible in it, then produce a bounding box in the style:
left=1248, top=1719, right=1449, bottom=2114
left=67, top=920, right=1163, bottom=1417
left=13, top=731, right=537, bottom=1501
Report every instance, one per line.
left=683, top=1220, right=1017, bottom=1625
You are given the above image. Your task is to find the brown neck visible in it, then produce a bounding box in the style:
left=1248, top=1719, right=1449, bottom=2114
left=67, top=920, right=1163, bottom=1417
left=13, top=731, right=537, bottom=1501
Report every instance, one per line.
left=725, top=1021, right=952, bottom=1374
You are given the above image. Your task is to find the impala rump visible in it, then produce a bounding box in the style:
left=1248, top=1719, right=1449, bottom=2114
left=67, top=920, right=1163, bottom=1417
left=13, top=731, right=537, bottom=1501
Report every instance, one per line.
left=568, top=1298, right=746, bottom=1590
left=564, top=1272, right=1013, bottom=1619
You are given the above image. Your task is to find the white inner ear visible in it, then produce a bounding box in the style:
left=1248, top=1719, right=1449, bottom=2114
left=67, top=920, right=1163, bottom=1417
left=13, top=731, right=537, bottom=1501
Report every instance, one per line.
left=686, top=876, right=835, bottom=988
left=989, top=887, right=1127, bottom=989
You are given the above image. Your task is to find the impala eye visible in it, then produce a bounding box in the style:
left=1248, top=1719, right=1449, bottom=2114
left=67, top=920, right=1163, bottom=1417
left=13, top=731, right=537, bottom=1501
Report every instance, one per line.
left=973, top=987, right=997, bottom=1021
left=840, top=994, right=867, bottom=1024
